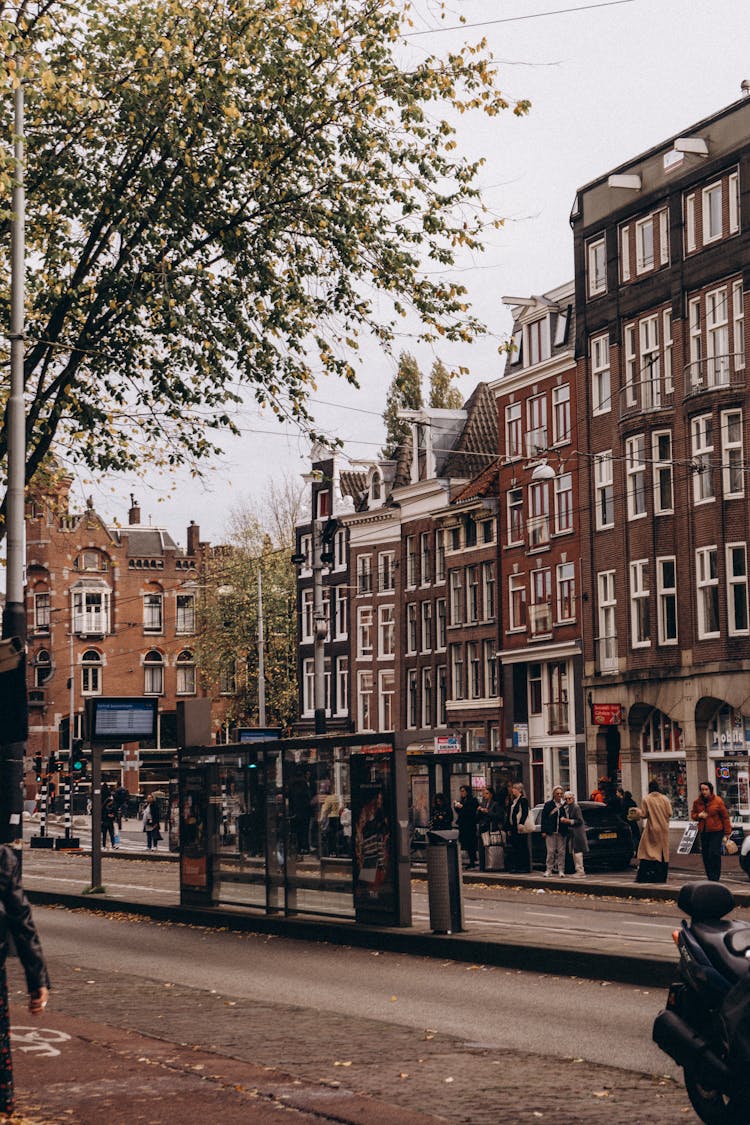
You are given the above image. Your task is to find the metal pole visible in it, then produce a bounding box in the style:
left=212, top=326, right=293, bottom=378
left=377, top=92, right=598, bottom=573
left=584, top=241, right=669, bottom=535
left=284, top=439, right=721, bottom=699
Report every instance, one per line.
left=66, top=626, right=73, bottom=837
left=90, top=744, right=102, bottom=891
left=0, top=71, right=27, bottom=845
left=257, top=567, right=266, bottom=727
left=312, top=520, right=327, bottom=735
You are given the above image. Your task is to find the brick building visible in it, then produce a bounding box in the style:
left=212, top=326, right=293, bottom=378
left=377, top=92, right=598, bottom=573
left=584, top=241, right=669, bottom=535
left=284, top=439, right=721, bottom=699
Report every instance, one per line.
left=573, top=93, right=750, bottom=824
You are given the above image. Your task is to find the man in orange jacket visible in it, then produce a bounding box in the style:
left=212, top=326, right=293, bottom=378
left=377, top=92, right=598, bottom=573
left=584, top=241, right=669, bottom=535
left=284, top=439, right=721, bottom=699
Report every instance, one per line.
left=691, top=780, right=732, bottom=882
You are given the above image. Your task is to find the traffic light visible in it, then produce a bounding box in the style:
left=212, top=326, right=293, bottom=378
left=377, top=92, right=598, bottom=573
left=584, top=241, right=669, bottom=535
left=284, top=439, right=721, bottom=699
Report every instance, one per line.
left=70, top=739, right=87, bottom=780
left=47, top=752, right=57, bottom=774
left=33, top=754, right=43, bottom=782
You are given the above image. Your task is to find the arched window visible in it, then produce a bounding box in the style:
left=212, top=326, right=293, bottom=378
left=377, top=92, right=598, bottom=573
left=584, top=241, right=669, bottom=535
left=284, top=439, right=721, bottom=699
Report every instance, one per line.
left=81, top=649, right=102, bottom=695
left=176, top=650, right=196, bottom=696
left=371, top=470, right=382, bottom=501
left=35, top=649, right=52, bottom=688
left=144, top=650, right=164, bottom=695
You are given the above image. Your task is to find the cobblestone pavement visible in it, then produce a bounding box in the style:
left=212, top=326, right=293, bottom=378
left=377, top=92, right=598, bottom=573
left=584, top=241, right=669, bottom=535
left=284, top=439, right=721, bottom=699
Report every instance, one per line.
left=6, top=918, right=697, bottom=1125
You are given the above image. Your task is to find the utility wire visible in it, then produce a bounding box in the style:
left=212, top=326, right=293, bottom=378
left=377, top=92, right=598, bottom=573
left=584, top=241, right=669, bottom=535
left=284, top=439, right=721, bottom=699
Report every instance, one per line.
left=401, top=0, right=635, bottom=38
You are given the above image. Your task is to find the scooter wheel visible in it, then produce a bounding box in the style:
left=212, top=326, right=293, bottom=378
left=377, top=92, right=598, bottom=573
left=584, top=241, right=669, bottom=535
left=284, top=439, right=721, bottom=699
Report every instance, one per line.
left=685, top=1072, right=749, bottom=1125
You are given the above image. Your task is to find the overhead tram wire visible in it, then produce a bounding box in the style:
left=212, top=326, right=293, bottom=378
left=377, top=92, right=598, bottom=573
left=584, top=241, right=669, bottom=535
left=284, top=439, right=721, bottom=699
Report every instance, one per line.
left=400, top=0, right=635, bottom=38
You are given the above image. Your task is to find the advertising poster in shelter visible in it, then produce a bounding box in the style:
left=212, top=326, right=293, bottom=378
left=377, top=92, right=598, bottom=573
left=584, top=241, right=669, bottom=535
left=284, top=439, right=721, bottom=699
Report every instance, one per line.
left=351, top=745, right=396, bottom=922
left=180, top=767, right=210, bottom=892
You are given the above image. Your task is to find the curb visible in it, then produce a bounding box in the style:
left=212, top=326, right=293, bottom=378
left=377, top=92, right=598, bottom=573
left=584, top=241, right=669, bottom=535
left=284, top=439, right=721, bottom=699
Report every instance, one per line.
left=27, top=888, right=678, bottom=988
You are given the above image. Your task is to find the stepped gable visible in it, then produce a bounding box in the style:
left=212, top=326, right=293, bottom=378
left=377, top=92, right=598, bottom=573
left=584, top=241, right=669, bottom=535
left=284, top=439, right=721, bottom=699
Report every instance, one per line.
left=451, top=456, right=500, bottom=505
left=441, top=382, right=497, bottom=480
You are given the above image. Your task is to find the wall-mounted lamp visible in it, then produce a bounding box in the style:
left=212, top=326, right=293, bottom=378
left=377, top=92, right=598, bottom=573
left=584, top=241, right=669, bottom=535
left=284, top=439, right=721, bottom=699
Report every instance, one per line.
left=530, top=458, right=557, bottom=482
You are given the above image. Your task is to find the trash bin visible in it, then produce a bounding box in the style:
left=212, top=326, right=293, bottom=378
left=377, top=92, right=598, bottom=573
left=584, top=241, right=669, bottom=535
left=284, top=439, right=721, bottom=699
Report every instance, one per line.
left=426, top=829, right=464, bottom=934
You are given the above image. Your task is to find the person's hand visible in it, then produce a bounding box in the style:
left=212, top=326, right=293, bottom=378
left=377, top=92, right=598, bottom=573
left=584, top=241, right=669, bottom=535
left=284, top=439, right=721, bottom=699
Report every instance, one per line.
left=698, top=811, right=708, bottom=820
left=28, top=987, right=49, bottom=1015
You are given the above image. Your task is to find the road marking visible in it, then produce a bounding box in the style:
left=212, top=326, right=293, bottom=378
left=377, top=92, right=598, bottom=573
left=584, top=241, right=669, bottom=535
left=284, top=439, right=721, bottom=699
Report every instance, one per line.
left=524, top=911, right=571, bottom=919
left=623, top=920, right=668, bottom=929
left=11, top=1027, right=70, bottom=1056
left=23, top=873, right=174, bottom=896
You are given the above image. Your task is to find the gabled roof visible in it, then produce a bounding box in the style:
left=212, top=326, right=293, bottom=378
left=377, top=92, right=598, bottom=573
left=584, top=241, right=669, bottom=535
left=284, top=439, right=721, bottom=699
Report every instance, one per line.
left=338, top=470, right=368, bottom=502
left=117, top=528, right=178, bottom=557
left=441, top=383, right=497, bottom=480
left=451, top=457, right=500, bottom=505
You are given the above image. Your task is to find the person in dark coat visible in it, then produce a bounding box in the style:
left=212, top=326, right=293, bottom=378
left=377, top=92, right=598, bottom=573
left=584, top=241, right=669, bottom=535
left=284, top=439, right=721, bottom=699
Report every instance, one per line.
left=0, top=846, right=50, bottom=1116
left=101, top=794, right=118, bottom=849
left=477, top=786, right=504, bottom=872
left=506, top=782, right=532, bottom=873
left=541, top=786, right=568, bottom=876
left=453, top=785, right=479, bottom=868
left=429, top=793, right=453, bottom=831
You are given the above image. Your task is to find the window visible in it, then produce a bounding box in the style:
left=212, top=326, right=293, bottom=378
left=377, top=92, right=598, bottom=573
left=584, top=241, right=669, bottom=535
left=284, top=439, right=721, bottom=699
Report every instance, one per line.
left=301, top=589, right=314, bottom=642
left=733, top=281, right=745, bottom=371
left=421, top=667, right=433, bottom=728
left=356, top=554, right=373, bottom=594
left=657, top=557, right=678, bottom=645
left=626, top=435, right=647, bottom=520
left=526, top=394, right=547, bottom=457
left=379, top=670, right=395, bottom=731
left=449, top=570, right=463, bottom=626
left=357, top=606, right=373, bottom=657
left=435, top=598, right=447, bottom=650
left=176, top=594, right=195, bottom=634
left=299, top=534, right=312, bottom=573
left=406, top=669, right=418, bottom=728
left=703, top=181, right=723, bottom=243
left=378, top=605, right=395, bottom=657
left=219, top=661, right=236, bottom=696
left=176, top=650, right=196, bottom=695
left=706, top=287, right=729, bottom=386
left=481, top=518, right=495, bottom=545
left=406, top=603, right=417, bottom=654
left=450, top=644, right=465, bottom=701
left=721, top=409, right=744, bottom=497
left=34, top=649, right=52, bottom=688
left=639, top=316, right=660, bottom=408
left=696, top=546, right=720, bottom=638
left=406, top=536, right=418, bottom=587
left=528, top=663, right=542, bottom=715
left=509, top=574, right=526, bottom=631
left=378, top=551, right=395, bottom=593
left=526, top=316, right=551, bottom=366
left=76, top=550, right=104, bottom=572
left=554, top=472, right=573, bottom=534
left=358, top=670, right=374, bottom=730
left=335, top=656, right=349, bottom=715
left=691, top=415, right=714, bottom=503
left=482, top=562, right=495, bottom=620
left=620, top=224, right=630, bottom=281
left=81, top=648, right=102, bottom=695
left=370, top=471, right=382, bottom=502
left=530, top=568, right=552, bottom=636
left=72, top=587, right=110, bottom=635
left=591, top=335, right=610, bottom=414
left=436, top=666, right=447, bottom=726
left=505, top=401, right=522, bottom=460
left=466, top=565, right=479, bottom=623
left=727, top=544, right=749, bottom=636
left=685, top=192, right=696, bottom=253
left=556, top=562, right=576, bottom=623
left=143, top=592, right=163, bottom=634
left=483, top=641, right=499, bottom=698
left=467, top=641, right=481, bottom=699
left=143, top=649, right=164, bottom=695
left=334, top=528, right=346, bottom=570
left=420, top=600, right=432, bottom=652
left=652, top=431, right=674, bottom=514
left=507, top=487, right=524, bottom=545
left=636, top=215, right=654, bottom=273
left=629, top=560, right=650, bottom=647
left=595, top=452, right=614, bottom=529
left=587, top=236, right=606, bottom=297
left=624, top=323, right=636, bottom=407
left=335, top=586, right=348, bottom=639
left=527, top=481, right=550, bottom=548
left=33, top=592, right=50, bottom=633
left=464, top=514, right=477, bottom=548
left=316, top=489, right=330, bottom=519
left=302, top=659, right=315, bottom=716
left=434, top=529, right=446, bottom=583
left=663, top=308, right=673, bottom=393
left=597, top=571, right=617, bottom=672
left=729, top=171, right=740, bottom=234
left=552, top=384, right=570, bottom=444
left=419, top=533, right=431, bottom=585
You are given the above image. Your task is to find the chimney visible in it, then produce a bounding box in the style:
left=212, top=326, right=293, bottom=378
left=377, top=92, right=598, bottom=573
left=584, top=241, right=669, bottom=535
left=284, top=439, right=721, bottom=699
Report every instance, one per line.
left=187, top=520, right=200, bottom=556
left=128, top=494, right=141, bottom=525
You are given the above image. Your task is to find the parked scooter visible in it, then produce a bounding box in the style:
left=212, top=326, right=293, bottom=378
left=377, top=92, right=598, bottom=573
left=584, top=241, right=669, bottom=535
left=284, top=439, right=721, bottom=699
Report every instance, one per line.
left=653, top=881, right=750, bottom=1124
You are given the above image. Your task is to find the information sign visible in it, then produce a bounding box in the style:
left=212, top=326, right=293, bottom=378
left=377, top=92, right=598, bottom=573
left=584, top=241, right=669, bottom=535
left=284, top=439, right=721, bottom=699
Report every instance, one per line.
left=677, top=822, right=699, bottom=855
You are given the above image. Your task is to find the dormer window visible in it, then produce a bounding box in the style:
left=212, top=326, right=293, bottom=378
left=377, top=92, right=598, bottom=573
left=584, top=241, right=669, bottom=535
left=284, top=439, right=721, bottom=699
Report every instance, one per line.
left=370, top=470, right=382, bottom=502
left=75, top=550, right=106, bottom=572
left=525, top=317, right=551, bottom=367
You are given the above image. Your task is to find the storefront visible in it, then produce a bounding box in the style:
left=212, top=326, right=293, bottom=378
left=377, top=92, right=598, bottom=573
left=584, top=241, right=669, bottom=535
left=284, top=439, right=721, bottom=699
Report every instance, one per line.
left=640, top=708, right=688, bottom=822
left=708, top=705, right=750, bottom=823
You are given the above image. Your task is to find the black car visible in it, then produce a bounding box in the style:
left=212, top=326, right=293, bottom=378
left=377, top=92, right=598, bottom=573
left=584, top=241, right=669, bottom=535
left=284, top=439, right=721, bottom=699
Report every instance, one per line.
left=529, top=801, right=634, bottom=871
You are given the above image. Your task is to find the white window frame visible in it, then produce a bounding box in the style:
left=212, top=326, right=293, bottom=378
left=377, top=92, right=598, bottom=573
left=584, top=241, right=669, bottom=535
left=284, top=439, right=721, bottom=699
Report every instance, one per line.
left=378, top=604, right=395, bottom=658
left=406, top=602, right=417, bottom=654
left=34, top=592, right=50, bottom=633
left=334, top=528, right=346, bottom=571
left=591, top=334, right=610, bottom=415
left=696, top=546, right=720, bottom=639
left=552, top=383, right=571, bottom=445
left=419, top=533, right=431, bottom=586
left=335, top=655, right=349, bottom=715
left=656, top=557, right=678, bottom=646
left=527, top=481, right=550, bottom=549
left=635, top=215, right=654, bottom=274
left=356, top=553, right=373, bottom=595
left=176, top=593, right=196, bottom=635
left=420, top=600, right=432, bottom=652
left=526, top=394, right=547, bottom=457
left=450, top=643, right=465, bottom=701
left=482, top=561, right=495, bottom=621
left=721, top=408, right=744, bottom=498
left=357, top=670, right=374, bottom=731
left=176, top=651, right=196, bottom=696
left=706, top=286, right=730, bottom=386
left=729, top=171, right=740, bottom=234
left=594, top=451, right=614, bottom=529
left=357, top=605, right=373, bottom=657
left=505, top=401, right=523, bottom=461
left=509, top=573, right=526, bottom=632
left=434, top=529, right=446, bottom=584
left=406, top=668, right=418, bottom=729
left=597, top=570, right=617, bottom=673
left=663, top=308, right=673, bottom=393
left=620, top=224, right=630, bottom=282
left=626, top=434, right=647, bottom=520
left=733, top=280, right=745, bottom=371
left=301, top=588, right=314, bottom=642
left=691, top=414, right=715, bottom=504
left=525, top=316, right=551, bottom=367
left=587, top=236, right=606, bottom=297
left=449, top=570, right=463, bottom=626
left=406, top=535, right=418, bottom=588
left=624, top=323, right=637, bottom=407
left=554, top=472, right=573, bottom=534
left=629, top=559, right=651, bottom=648
left=378, top=551, right=395, bottom=593
left=435, top=598, right=447, bottom=651
left=703, top=180, right=723, bottom=244
left=685, top=192, right=696, bottom=253
left=483, top=641, right=499, bottom=698
left=335, top=586, right=348, bottom=640
left=465, top=565, right=480, bottom=624
left=727, top=543, right=749, bottom=636
left=143, top=650, right=164, bottom=696
left=556, top=561, right=576, bottom=623
left=72, top=587, right=110, bottom=636
left=639, top=315, right=660, bottom=409
left=652, top=430, right=674, bottom=515
left=81, top=649, right=103, bottom=696
left=379, top=669, right=395, bottom=731
left=421, top=666, right=433, bottom=728
left=507, top=487, right=524, bottom=545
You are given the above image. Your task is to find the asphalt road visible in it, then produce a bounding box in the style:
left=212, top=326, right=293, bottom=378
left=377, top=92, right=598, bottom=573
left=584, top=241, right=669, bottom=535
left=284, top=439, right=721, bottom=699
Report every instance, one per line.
left=15, top=903, right=692, bottom=1125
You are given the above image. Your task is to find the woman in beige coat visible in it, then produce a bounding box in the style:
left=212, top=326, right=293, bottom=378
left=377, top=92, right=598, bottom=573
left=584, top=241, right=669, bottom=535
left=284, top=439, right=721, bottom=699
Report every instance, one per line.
left=634, top=780, right=673, bottom=883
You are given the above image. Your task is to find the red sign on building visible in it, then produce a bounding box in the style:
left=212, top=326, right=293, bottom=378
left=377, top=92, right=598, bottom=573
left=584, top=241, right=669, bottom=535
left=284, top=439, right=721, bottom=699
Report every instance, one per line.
left=592, top=703, right=623, bottom=726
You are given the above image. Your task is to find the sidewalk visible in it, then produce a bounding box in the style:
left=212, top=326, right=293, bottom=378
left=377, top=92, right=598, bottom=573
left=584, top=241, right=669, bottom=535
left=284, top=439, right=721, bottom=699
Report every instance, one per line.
left=10, top=1006, right=448, bottom=1125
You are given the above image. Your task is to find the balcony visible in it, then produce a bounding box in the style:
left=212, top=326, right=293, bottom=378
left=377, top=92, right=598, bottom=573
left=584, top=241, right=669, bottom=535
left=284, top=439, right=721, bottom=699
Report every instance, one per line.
left=619, top=376, right=674, bottom=420
left=684, top=354, right=745, bottom=399
left=529, top=602, right=553, bottom=638
left=596, top=634, right=618, bottom=674
left=546, top=700, right=569, bottom=734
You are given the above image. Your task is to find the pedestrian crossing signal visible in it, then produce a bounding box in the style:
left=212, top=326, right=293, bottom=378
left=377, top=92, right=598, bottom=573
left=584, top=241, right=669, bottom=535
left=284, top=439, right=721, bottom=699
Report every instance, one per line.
left=70, top=740, right=87, bottom=779
left=33, top=754, right=43, bottom=781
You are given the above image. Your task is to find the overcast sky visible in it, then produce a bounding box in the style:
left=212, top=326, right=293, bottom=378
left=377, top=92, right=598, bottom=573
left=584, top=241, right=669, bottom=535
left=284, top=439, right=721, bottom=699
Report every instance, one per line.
left=69, top=0, right=750, bottom=546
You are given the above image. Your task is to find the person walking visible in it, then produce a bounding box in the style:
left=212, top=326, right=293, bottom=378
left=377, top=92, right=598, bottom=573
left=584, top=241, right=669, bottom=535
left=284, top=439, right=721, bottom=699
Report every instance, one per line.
left=113, top=783, right=129, bottom=829
left=541, top=785, right=568, bottom=876
left=477, top=786, right=503, bottom=872
left=633, top=780, right=672, bottom=883
left=505, top=782, right=532, bottom=874
left=101, top=793, right=118, bottom=850
left=691, top=780, right=732, bottom=882
left=561, top=791, right=588, bottom=878
left=0, top=845, right=50, bottom=1117
left=453, top=784, right=479, bottom=869
left=142, top=794, right=161, bottom=851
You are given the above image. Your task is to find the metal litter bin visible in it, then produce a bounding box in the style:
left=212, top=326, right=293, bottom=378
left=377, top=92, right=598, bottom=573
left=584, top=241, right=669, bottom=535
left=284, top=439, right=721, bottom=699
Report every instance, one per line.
left=426, top=829, right=464, bottom=933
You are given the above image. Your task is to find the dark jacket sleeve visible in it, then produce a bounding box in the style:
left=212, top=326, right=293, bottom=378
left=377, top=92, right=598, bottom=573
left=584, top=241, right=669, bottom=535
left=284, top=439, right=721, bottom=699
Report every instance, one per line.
left=0, top=848, right=50, bottom=993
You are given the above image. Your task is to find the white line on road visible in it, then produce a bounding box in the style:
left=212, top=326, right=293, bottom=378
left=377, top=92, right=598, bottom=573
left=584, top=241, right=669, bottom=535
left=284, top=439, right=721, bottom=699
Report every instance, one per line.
left=623, top=920, right=670, bottom=929
left=524, top=911, right=571, bottom=919
left=23, top=873, right=174, bottom=897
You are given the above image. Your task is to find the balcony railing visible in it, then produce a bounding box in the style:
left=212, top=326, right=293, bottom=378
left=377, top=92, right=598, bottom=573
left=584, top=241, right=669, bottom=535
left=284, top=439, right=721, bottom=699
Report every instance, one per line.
left=619, top=376, right=674, bottom=420
left=596, top=634, right=618, bottom=673
left=546, top=700, right=569, bottom=734
left=529, top=602, right=553, bottom=637
left=684, top=353, right=745, bottom=399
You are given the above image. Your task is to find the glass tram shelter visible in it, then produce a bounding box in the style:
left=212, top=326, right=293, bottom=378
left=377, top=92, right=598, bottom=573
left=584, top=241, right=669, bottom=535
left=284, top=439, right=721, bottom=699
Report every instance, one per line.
left=176, top=734, right=411, bottom=927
